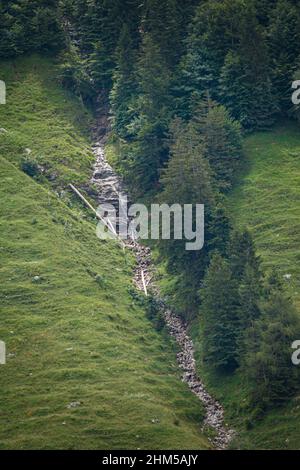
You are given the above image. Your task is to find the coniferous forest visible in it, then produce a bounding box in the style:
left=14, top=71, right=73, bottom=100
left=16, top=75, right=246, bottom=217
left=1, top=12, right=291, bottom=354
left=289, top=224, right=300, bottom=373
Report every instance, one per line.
left=1, top=0, right=300, bottom=453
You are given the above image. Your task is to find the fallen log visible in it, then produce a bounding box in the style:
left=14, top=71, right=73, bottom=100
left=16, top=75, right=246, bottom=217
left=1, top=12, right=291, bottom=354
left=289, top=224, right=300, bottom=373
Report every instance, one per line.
left=69, top=183, right=125, bottom=251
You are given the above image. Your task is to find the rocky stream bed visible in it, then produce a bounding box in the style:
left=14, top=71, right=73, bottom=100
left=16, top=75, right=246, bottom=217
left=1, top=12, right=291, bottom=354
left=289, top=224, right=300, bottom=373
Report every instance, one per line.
left=89, top=125, right=234, bottom=449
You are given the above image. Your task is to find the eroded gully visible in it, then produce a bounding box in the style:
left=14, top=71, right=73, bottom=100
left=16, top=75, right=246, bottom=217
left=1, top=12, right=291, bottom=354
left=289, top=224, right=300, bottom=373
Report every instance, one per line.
left=88, top=120, right=235, bottom=450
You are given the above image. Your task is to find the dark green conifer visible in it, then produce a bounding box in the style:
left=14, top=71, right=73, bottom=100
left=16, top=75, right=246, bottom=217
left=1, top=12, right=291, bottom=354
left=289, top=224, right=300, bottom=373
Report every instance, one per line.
left=201, top=252, right=240, bottom=371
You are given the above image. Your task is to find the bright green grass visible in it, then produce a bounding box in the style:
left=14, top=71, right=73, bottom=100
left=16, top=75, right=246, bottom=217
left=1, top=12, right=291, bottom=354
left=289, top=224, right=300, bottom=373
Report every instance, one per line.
left=0, top=55, right=94, bottom=188
left=0, top=57, right=209, bottom=450
left=228, top=123, right=300, bottom=309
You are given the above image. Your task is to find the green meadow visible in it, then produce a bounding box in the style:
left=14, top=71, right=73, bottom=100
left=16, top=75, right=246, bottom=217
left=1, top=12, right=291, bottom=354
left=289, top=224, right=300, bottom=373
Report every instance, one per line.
left=228, top=124, right=300, bottom=310
left=0, top=57, right=209, bottom=450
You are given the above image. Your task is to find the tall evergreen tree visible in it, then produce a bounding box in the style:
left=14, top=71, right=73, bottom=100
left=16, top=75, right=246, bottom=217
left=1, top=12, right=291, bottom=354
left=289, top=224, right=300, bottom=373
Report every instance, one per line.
left=237, top=263, right=262, bottom=359
left=127, top=33, right=171, bottom=194
left=179, top=0, right=246, bottom=116
left=161, top=118, right=215, bottom=205
left=110, top=25, right=137, bottom=138
left=201, top=252, right=240, bottom=371
left=228, top=229, right=261, bottom=282
left=243, top=292, right=300, bottom=409
left=59, top=44, right=95, bottom=103
left=158, top=117, right=215, bottom=316
left=192, top=97, right=243, bottom=190
left=206, top=201, right=232, bottom=257
left=66, top=0, right=140, bottom=93
left=141, top=0, right=188, bottom=68
left=219, top=17, right=277, bottom=131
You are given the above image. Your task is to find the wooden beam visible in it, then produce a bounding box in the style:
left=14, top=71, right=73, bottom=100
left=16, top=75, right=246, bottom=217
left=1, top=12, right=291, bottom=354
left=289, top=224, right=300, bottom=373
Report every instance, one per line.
left=69, top=184, right=125, bottom=250
left=141, top=270, right=148, bottom=297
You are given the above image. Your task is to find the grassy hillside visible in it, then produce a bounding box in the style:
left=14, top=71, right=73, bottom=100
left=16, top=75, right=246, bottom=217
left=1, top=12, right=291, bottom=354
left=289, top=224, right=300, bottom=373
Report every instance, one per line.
left=0, top=57, right=209, bottom=450
left=0, top=55, right=93, bottom=188
left=228, top=123, right=300, bottom=309
left=189, top=123, right=300, bottom=450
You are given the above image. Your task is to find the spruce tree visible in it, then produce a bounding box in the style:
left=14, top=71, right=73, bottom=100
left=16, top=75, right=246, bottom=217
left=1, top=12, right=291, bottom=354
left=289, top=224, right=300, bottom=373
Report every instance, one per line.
left=228, top=229, right=261, bottom=282
left=219, top=46, right=276, bottom=131
left=201, top=252, right=240, bottom=371
left=243, top=292, right=300, bottom=409
left=158, top=117, right=215, bottom=316
left=68, top=0, right=140, bottom=93
left=59, top=44, right=95, bottom=103
left=237, top=263, right=262, bottom=360
left=179, top=0, right=246, bottom=116
left=128, top=33, right=171, bottom=194
left=161, top=118, right=215, bottom=205
left=180, top=0, right=277, bottom=130
left=141, top=0, right=186, bottom=68
left=110, top=25, right=137, bottom=138
left=192, top=97, right=243, bottom=191
left=207, top=201, right=232, bottom=257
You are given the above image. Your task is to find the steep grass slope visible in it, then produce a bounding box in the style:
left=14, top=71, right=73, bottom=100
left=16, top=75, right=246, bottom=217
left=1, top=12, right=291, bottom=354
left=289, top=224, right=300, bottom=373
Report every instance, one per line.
left=228, top=123, right=300, bottom=309
left=0, top=57, right=209, bottom=450
left=0, top=55, right=93, bottom=188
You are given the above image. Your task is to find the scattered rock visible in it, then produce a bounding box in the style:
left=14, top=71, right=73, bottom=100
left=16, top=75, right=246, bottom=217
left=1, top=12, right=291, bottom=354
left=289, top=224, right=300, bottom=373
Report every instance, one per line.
left=67, top=401, right=81, bottom=409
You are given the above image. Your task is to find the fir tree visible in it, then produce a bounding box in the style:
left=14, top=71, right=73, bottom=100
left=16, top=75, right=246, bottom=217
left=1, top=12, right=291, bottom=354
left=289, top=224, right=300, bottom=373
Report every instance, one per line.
left=128, top=33, right=171, bottom=194
left=243, top=292, right=300, bottom=409
left=161, top=118, right=215, bottom=205
left=141, top=0, right=186, bottom=68
left=207, top=201, right=232, bottom=257
left=201, top=252, right=240, bottom=371
left=219, top=46, right=276, bottom=131
left=179, top=0, right=246, bottom=116
left=192, top=96, right=243, bottom=190
left=237, top=263, right=262, bottom=359
left=228, top=229, right=261, bottom=282
left=158, top=117, right=215, bottom=316
left=59, top=44, right=95, bottom=103
left=110, top=24, right=137, bottom=138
